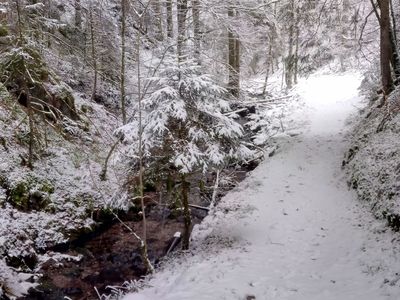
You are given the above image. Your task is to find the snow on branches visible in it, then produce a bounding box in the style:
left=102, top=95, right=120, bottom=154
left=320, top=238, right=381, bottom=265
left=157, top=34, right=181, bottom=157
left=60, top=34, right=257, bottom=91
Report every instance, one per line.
left=117, top=57, right=254, bottom=175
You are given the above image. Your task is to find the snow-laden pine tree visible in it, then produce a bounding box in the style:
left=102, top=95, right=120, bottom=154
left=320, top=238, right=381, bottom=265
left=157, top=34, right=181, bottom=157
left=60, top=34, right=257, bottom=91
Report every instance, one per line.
left=117, top=56, right=254, bottom=249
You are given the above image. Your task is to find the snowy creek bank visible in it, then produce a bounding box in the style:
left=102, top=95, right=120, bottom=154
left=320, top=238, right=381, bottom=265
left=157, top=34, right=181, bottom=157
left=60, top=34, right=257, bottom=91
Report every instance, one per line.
left=123, top=73, right=400, bottom=300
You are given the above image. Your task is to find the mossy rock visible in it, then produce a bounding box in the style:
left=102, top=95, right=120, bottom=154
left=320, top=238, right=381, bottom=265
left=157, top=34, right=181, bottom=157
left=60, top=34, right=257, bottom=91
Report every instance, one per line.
left=0, top=173, right=7, bottom=188
left=1, top=46, right=50, bottom=84
left=8, top=176, right=54, bottom=211
left=70, top=193, right=94, bottom=208
left=64, top=224, right=95, bottom=242
left=51, top=86, right=79, bottom=120
left=0, top=25, right=8, bottom=37
left=0, top=46, right=78, bottom=121
left=80, top=104, right=93, bottom=114
left=79, top=120, right=90, bottom=132
left=58, top=24, right=76, bottom=39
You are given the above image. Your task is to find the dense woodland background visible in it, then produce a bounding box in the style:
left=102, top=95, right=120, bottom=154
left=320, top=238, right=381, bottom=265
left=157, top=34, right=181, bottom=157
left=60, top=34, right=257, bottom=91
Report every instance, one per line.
left=0, top=0, right=399, bottom=299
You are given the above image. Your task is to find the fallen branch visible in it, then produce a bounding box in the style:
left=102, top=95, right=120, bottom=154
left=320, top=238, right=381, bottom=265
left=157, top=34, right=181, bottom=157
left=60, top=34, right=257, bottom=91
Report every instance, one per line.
left=189, top=204, right=210, bottom=212
left=112, top=212, right=154, bottom=273
left=224, top=107, right=248, bottom=116
left=243, top=94, right=293, bottom=105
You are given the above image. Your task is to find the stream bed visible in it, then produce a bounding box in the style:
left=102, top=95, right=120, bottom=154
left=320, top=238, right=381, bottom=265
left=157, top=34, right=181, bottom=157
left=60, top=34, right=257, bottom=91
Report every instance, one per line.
left=22, top=208, right=204, bottom=300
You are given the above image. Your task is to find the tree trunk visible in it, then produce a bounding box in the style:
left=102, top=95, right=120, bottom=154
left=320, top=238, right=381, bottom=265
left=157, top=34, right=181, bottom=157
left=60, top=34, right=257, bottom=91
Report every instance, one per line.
left=228, top=6, right=240, bottom=97
left=234, top=35, right=240, bottom=85
left=294, top=6, right=300, bottom=84
left=285, top=0, right=295, bottom=89
left=379, top=0, right=393, bottom=95
left=136, top=19, right=153, bottom=273
left=166, top=0, right=173, bottom=38
left=120, top=0, right=127, bottom=124
left=75, top=0, right=82, bottom=29
left=181, top=174, right=191, bottom=250
left=262, top=43, right=273, bottom=95
left=339, top=1, right=347, bottom=71
left=389, top=0, right=397, bottom=47
left=89, top=6, right=98, bottom=101
left=177, top=0, right=188, bottom=62
left=192, top=0, right=201, bottom=63
left=152, top=0, right=163, bottom=40
left=15, top=0, right=23, bottom=42
left=389, top=28, right=400, bottom=79
left=27, top=92, right=34, bottom=170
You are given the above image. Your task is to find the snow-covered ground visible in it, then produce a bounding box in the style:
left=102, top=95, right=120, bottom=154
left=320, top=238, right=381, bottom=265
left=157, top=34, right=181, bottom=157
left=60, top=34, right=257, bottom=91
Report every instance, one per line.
left=344, top=85, right=400, bottom=225
left=123, top=73, right=400, bottom=300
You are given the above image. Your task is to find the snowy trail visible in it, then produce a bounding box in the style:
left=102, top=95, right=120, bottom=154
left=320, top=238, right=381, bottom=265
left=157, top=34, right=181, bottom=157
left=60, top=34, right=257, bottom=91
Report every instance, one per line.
left=124, top=74, right=400, bottom=300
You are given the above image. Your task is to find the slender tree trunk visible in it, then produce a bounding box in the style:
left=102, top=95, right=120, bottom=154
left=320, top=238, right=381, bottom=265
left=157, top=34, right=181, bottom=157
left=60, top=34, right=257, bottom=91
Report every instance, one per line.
left=166, top=0, right=173, bottom=38
left=177, top=0, right=188, bottom=62
left=353, top=6, right=360, bottom=39
left=294, top=6, right=300, bottom=84
left=389, top=0, right=397, bottom=46
left=75, top=0, right=82, bottom=29
left=262, top=43, right=273, bottom=95
left=45, top=0, right=52, bottom=47
left=339, top=2, right=347, bottom=72
left=228, top=6, right=240, bottom=97
left=27, top=92, right=34, bottom=170
left=15, top=0, right=23, bottom=42
left=389, top=28, right=400, bottom=79
left=152, top=0, right=163, bottom=40
left=285, top=0, right=295, bottom=89
left=15, top=2, right=34, bottom=167
left=192, top=0, right=201, bottom=63
left=379, top=0, right=393, bottom=94
left=181, top=174, right=191, bottom=250
left=136, top=16, right=153, bottom=274
left=89, top=5, right=98, bottom=101
left=234, top=35, right=240, bottom=85
left=100, top=139, right=119, bottom=181
left=120, top=0, right=127, bottom=124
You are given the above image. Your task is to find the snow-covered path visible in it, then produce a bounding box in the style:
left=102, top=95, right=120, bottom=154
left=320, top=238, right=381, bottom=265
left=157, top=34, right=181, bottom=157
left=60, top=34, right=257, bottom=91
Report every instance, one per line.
left=124, top=74, right=400, bottom=300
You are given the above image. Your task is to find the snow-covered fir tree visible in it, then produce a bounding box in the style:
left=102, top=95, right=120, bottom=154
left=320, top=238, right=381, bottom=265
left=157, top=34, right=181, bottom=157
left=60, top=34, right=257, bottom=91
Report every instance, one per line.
left=116, top=56, right=254, bottom=248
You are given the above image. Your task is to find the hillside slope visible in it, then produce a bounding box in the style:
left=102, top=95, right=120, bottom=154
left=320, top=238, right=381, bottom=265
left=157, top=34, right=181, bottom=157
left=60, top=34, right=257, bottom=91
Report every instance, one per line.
left=344, top=86, right=400, bottom=229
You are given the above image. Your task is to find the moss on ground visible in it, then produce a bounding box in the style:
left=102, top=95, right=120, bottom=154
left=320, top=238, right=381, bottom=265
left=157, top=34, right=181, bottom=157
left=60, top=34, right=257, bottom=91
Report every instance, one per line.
left=7, top=175, right=55, bottom=211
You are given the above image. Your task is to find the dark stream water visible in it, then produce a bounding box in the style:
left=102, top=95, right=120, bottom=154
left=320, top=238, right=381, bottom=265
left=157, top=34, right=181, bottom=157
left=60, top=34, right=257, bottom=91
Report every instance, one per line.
left=22, top=208, right=201, bottom=300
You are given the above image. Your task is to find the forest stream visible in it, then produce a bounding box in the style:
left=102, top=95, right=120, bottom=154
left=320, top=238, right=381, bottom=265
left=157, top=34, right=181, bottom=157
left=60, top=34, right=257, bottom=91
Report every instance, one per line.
left=20, top=169, right=252, bottom=300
